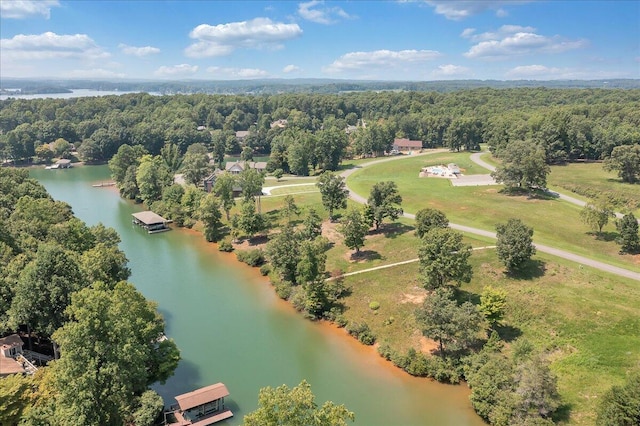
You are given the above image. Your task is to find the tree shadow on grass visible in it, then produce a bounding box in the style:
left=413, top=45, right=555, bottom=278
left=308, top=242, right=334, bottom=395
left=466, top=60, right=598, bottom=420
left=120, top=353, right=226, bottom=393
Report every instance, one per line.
left=494, top=324, right=522, bottom=343
left=455, top=288, right=481, bottom=305
left=505, top=259, right=546, bottom=280
left=587, top=231, right=619, bottom=242
left=349, top=250, right=382, bottom=262
left=370, top=222, right=414, bottom=239
left=553, top=403, right=573, bottom=424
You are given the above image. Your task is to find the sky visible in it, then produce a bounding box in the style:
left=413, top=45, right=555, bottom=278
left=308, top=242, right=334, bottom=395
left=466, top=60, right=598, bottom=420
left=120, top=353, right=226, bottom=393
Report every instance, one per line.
left=0, top=0, right=638, bottom=81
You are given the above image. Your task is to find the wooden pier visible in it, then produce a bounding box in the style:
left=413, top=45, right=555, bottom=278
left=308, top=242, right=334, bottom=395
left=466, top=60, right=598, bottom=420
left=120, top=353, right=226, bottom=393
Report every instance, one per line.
left=164, top=383, right=233, bottom=426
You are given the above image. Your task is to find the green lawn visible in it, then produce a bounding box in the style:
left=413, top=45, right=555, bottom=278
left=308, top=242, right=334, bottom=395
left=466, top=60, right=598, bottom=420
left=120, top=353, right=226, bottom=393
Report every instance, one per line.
left=346, top=152, right=640, bottom=272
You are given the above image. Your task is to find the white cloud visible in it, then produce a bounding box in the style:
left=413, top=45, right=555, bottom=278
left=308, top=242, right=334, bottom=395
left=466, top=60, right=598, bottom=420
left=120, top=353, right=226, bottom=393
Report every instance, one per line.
left=185, top=17, right=302, bottom=58
left=154, top=64, right=199, bottom=77
left=323, top=49, right=441, bottom=74
left=0, top=0, right=59, bottom=19
left=425, top=1, right=530, bottom=20
left=68, top=68, right=126, bottom=79
left=283, top=64, right=301, bottom=73
left=464, top=29, right=588, bottom=59
left=432, top=64, right=472, bottom=77
left=462, top=25, right=536, bottom=42
left=0, top=32, right=109, bottom=60
left=118, top=43, right=160, bottom=57
left=207, top=66, right=269, bottom=79
left=297, top=0, right=353, bottom=25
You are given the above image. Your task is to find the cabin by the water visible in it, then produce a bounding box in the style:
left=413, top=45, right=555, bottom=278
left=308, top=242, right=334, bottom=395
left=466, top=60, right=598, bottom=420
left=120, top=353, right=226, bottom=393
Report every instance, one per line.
left=164, top=382, right=233, bottom=425
left=132, top=211, right=171, bottom=233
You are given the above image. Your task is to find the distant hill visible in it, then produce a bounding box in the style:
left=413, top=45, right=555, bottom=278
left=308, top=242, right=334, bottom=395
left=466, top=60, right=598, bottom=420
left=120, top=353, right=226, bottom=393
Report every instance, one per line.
left=1, top=77, right=638, bottom=95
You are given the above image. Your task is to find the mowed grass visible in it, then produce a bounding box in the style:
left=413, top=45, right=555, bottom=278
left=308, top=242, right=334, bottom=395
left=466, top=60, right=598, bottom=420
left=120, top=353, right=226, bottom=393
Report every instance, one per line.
left=346, top=152, right=640, bottom=272
left=337, top=234, right=640, bottom=425
left=548, top=162, right=640, bottom=215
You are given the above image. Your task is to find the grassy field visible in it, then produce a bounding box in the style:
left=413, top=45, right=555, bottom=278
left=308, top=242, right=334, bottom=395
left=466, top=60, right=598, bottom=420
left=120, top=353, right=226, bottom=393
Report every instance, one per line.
left=346, top=152, right=640, bottom=272
left=228, top=169, right=640, bottom=424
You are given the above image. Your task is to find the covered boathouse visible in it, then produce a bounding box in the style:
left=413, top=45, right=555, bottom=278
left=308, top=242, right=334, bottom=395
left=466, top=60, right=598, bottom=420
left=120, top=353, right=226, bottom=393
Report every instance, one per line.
left=164, top=382, right=233, bottom=425
left=132, top=211, right=171, bottom=234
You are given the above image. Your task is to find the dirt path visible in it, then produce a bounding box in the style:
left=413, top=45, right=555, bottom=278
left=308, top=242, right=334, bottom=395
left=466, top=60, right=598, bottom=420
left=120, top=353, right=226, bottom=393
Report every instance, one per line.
left=340, top=150, right=640, bottom=282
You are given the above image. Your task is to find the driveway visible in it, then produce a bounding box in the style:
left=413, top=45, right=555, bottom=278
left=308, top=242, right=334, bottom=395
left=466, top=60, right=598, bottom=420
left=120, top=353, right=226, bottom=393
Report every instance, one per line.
left=341, top=150, right=640, bottom=281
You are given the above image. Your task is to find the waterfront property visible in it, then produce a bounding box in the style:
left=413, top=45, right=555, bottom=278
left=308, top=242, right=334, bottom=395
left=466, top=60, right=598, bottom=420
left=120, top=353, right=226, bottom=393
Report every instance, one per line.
left=132, top=211, right=171, bottom=233
left=165, top=383, right=233, bottom=426
left=393, top=138, right=423, bottom=152
left=45, top=159, right=72, bottom=169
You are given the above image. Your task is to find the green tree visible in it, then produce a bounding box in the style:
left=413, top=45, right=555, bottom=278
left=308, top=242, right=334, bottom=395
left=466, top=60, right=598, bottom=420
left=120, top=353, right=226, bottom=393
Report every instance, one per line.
left=52, top=138, right=71, bottom=158
left=339, top=208, right=369, bottom=253
left=108, top=144, right=147, bottom=189
left=241, top=146, right=254, bottom=162
left=272, top=168, right=284, bottom=181
left=596, top=370, right=640, bottom=426
left=479, top=286, right=508, bottom=327
left=300, top=208, right=323, bottom=241
left=0, top=373, right=34, bottom=425
left=617, top=212, right=640, bottom=254
left=491, top=140, right=550, bottom=192
left=266, top=226, right=301, bottom=283
left=496, top=218, right=536, bottom=272
left=580, top=198, right=615, bottom=235
left=316, top=172, right=349, bottom=221
left=418, top=228, right=472, bottom=290
left=213, top=172, right=237, bottom=220
left=243, top=380, right=354, bottom=426
left=466, top=350, right=516, bottom=424
left=367, top=181, right=403, bottom=230
left=136, top=155, right=173, bottom=204
left=235, top=199, right=265, bottom=240
left=80, top=243, right=131, bottom=287
left=513, top=356, right=561, bottom=421
left=50, top=281, right=179, bottom=426
left=414, top=208, right=449, bottom=238
left=281, top=195, right=301, bottom=224
left=604, top=144, right=640, bottom=184
left=238, top=167, right=265, bottom=203
left=160, top=142, right=183, bottom=174
left=197, top=193, right=224, bottom=242
left=181, top=143, right=210, bottom=185
left=296, top=237, right=327, bottom=285
left=416, top=287, right=485, bottom=356
left=132, top=390, right=165, bottom=426
left=35, top=143, right=54, bottom=163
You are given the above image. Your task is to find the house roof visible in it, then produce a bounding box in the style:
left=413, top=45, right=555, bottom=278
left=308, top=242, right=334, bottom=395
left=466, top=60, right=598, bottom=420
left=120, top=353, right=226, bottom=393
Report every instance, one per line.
left=175, top=383, right=230, bottom=411
left=132, top=211, right=168, bottom=225
left=225, top=161, right=267, bottom=172
left=56, top=159, right=72, bottom=165
left=393, top=138, right=422, bottom=148
left=0, top=334, right=23, bottom=351
left=235, top=131, right=249, bottom=138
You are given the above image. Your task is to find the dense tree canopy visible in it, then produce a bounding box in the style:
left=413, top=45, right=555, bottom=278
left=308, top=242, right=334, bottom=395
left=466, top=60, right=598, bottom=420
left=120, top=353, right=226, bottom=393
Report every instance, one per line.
left=418, top=228, right=473, bottom=290
left=491, top=140, right=550, bottom=192
left=316, top=172, right=349, bottom=221
left=495, top=219, right=536, bottom=272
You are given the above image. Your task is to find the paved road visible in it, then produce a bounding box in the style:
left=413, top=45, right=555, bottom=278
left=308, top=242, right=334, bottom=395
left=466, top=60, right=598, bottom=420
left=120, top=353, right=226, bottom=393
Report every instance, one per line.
left=469, top=152, right=635, bottom=221
left=340, top=150, right=640, bottom=282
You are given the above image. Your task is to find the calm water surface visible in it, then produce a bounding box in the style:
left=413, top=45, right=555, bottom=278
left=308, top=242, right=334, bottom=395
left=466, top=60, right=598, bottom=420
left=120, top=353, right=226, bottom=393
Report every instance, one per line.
left=31, top=165, right=483, bottom=426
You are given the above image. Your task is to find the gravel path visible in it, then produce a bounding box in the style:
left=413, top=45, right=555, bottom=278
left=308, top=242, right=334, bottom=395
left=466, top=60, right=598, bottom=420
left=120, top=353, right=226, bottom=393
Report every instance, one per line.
left=340, top=150, right=640, bottom=281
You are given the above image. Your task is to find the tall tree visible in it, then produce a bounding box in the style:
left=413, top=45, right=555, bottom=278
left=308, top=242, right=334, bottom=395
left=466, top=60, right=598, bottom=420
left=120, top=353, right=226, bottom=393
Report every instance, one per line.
left=491, top=140, right=550, bottom=192
left=366, top=181, right=403, bottom=230
left=181, top=143, right=210, bottom=185
left=414, top=208, right=449, bottom=238
left=281, top=195, right=301, bottom=224
left=213, top=172, right=237, bottom=221
left=495, top=218, right=536, bottom=272
left=617, top=212, right=640, bottom=254
left=160, top=143, right=183, bottom=174
left=339, top=208, right=369, bottom=253
left=479, top=286, right=508, bottom=328
left=418, top=228, right=472, bottom=290
left=50, top=281, right=179, bottom=426
left=197, top=193, right=224, bottom=242
left=416, top=287, right=485, bottom=356
left=266, top=225, right=301, bottom=283
left=513, top=356, right=561, bottom=421
left=580, top=198, right=615, bottom=236
left=238, top=168, right=265, bottom=203
left=300, top=208, right=323, bottom=241
left=604, top=144, right=640, bottom=184
left=316, top=172, right=349, bottom=221
left=234, top=199, right=265, bottom=240
left=136, top=155, right=173, bottom=204
left=596, top=370, right=640, bottom=426
left=243, top=380, right=354, bottom=426
left=108, top=144, right=147, bottom=190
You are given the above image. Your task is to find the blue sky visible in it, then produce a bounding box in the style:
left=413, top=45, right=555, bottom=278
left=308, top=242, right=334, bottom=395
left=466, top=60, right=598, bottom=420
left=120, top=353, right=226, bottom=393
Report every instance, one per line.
left=1, top=0, right=638, bottom=81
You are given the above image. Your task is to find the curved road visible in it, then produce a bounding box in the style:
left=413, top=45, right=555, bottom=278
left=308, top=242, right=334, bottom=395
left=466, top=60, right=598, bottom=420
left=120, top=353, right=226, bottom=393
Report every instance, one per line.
left=340, top=150, right=640, bottom=282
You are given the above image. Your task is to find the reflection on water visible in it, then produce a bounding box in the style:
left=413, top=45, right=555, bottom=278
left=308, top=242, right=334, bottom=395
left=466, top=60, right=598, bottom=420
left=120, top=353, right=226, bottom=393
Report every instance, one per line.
left=31, top=165, right=483, bottom=426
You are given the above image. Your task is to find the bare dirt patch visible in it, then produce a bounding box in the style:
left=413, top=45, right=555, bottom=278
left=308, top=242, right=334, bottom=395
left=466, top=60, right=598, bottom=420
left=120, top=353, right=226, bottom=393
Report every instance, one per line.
left=400, top=288, right=427, bottom=304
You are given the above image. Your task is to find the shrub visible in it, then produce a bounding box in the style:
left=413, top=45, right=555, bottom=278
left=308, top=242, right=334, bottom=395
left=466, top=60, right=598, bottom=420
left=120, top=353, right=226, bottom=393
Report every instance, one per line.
left=236, top=249, right=265, bottom=267
left=369, top=301, right=380, bottom=310
left=218, top=238, right=234, bottom=252
left=346, top=322, right=376, bottom=345
left=259, top=264, right=271, bottom=276
left=274, top=281, right=292, bottom=300
left=382, top=316, right=395, bottom=326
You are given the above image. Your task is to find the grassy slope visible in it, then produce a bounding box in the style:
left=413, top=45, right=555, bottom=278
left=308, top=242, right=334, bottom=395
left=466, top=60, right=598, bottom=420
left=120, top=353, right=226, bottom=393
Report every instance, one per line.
left=346, top=152, right=640, bottom=272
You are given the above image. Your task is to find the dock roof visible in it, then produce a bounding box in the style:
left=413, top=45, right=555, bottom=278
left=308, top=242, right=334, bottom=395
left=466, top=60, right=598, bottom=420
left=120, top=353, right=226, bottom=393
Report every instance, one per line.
left=132, top=211, right=168, bottom=225
left=175, top=383, right=230, bottom=411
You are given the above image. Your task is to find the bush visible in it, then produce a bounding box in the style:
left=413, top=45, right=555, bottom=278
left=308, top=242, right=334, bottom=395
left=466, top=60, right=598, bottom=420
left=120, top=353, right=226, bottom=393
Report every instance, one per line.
left=274, top=280, right=292, bottom=300
left=236, top=249, right=265, bottom=267
left=369, top=301, right=380, bottom=310
left=346, top=322, right=376, bottom=345
left=382, top=316, right=395, bottom=326
left=259, top=264, right=271, bottom=276
left=218, top=238, right=234, bottom=252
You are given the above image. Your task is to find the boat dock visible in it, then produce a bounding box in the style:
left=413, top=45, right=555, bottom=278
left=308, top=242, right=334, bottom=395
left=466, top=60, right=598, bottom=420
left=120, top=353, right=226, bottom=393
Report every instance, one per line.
left=132, top=211, right=171, bottom=234
left=164, top=383, right=233, bottom=425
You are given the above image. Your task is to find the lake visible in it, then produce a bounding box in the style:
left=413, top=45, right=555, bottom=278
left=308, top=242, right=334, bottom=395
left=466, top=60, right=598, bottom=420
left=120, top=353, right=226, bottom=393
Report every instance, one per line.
left=0, top=89, right=159, bottom=101
left=31, top=165, right=483, bottom=426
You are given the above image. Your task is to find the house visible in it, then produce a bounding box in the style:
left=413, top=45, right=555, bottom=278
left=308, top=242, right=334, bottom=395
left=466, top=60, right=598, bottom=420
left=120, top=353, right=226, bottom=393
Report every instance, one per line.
left=270, top=119, right=288, bottom=129
left=165, top=382, right=233, bottom=425
left=0, top=334, right=26, bottom=377
left=225, top=161, right=267, bottom=175
left=392, top=139, right=423, bottom=152
left=202, top=170, right=243, bottom=195
left=235, top=130, right=249, bottom=142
